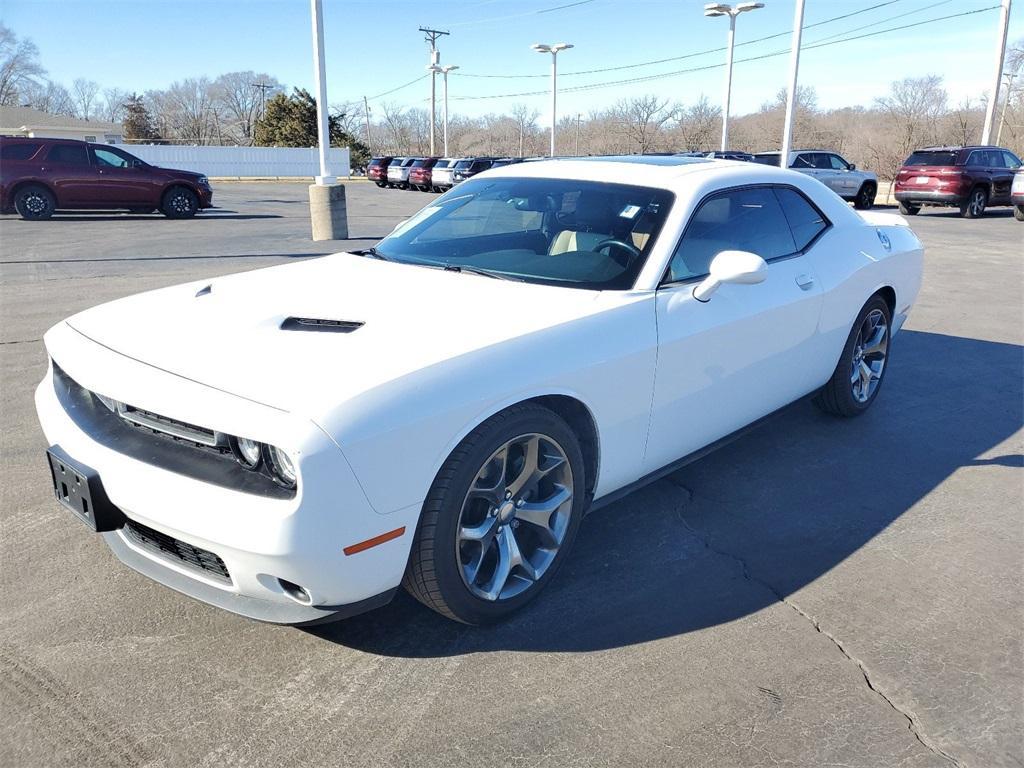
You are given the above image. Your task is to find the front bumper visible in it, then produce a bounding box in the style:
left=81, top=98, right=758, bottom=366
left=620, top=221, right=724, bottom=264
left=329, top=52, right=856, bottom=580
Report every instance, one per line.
left=35, top=324, right=419, bottom=624
left=197, top=185, right=214, bottom=209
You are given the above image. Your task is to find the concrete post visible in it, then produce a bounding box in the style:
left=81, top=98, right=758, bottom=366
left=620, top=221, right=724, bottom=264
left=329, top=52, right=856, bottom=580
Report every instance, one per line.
left=309, top=183, right=348, bottom=241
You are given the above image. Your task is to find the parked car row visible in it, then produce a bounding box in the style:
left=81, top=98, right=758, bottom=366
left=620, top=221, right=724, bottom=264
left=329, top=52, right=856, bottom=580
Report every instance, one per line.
left=366, top=156, right=526, bottom=193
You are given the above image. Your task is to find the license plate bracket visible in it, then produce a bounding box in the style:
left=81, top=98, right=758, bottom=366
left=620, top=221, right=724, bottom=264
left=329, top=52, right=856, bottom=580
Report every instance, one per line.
left=46, top=447, right=125, bottom=532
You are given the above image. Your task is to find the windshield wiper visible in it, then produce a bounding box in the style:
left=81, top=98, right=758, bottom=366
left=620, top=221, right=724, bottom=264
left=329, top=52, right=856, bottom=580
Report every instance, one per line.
left=442, top=263, right=522, bottom=282
left=352, top=246, right=391, bottom=261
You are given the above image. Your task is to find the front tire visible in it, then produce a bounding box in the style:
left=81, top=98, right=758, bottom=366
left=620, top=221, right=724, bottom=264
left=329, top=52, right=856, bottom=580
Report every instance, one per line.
left=813, top=295, right=892, bottom=418
left=853, top=183, right=876, bottom=210
left=960, top=186, right=987, bottom=219
left=14, top=184, right=55, bottom=220
left=898, top=201, right=920, bottom=216
left=1014, top=205, right=1024, bottom=222
left=404, top=403, right=586, bottom=624
left=161, top=186, right=198, bottom=218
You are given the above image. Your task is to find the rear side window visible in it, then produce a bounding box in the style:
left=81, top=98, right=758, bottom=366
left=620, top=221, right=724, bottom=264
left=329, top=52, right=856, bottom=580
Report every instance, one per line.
left=1003, top=151, right=1022, bottom=170
left=774, top=187, right=829, bottom=251
left=791, top=154, right=815, bottom=169
left=668, top=187, right=797, bottom=282
left=904, top=151, right=958, bottom=166
left=752, top=154, right=780, bottom=166
left=1, top=142, right=41, bottom=160
left=47, top=144, right=89, bottom=165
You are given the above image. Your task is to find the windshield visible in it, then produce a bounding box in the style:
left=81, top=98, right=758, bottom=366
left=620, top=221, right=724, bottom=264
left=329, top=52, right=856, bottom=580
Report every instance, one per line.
left=904, top=150, right=958, bottom=166
left=374, top=177, right=674, bottom=290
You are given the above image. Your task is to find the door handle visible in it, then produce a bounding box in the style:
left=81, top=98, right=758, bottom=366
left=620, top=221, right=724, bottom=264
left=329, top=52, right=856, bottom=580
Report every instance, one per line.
left=795, top=274, right=815, bottom=290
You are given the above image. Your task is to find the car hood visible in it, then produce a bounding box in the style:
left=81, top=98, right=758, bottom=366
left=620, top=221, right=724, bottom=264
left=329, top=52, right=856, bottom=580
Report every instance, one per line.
left=64, top=253, right=606, bottom=416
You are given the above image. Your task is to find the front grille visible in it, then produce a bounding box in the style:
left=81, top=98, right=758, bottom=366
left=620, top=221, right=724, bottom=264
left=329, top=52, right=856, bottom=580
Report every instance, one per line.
left=124, top=519, right=231, bottom=583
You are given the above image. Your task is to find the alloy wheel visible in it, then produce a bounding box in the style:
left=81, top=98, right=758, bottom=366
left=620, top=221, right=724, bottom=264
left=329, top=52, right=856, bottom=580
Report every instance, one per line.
left=850, top=308, right=888, bottom=403
left=23, top=193, right=47, bottom=215
left=969, top=190, right=986, bottom=217
left=169, top=191, right=195, bottom=215
left=456, top=433, right=574, bottom=601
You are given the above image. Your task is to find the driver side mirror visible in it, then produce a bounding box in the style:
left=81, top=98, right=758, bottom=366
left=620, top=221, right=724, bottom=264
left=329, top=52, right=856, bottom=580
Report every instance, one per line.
left=693, top=250, right=768, bottom=302
left=848, top=163, right=856, bottom=171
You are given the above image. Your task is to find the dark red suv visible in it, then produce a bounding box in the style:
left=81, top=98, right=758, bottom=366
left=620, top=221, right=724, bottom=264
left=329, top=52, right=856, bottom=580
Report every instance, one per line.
left=408, top=157, right=440, bottom=192
left=894, top=145, right=1022, bottom=218
left=366, top=156, right=393, bottom=188
left=0, top=137, right=213, bottom=220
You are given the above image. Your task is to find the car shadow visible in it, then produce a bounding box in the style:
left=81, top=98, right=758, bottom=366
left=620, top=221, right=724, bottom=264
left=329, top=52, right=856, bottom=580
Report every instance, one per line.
left=306, top=329, right=1022, bottom=656
left=38, top=213, right=283, bottom=221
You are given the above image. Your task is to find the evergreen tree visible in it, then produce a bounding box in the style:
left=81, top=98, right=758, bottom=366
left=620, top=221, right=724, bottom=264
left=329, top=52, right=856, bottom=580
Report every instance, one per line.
left=122, top=93, right=160, bottom=142
left=254, top=87, right=369, bottom=168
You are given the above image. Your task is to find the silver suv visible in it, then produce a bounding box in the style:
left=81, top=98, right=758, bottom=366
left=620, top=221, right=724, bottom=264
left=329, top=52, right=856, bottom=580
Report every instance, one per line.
left=754, top=150, right=878, bottom=209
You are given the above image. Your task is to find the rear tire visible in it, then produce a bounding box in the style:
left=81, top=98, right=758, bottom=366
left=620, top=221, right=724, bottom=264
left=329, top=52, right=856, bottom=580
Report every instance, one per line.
left=161, top=186, right=198, bottom=218
left=898, top=201, right=920, bottom=216
left=960, top=186, right=987, bottom=219
left=853, top=183, right=876, bottom=210
left=1014, top=205, right=1024, bottom=222
left=375, top=181, right=387, bottom=188
left=813, top=295, right=892, bottom=418
left=14, top=184, right=55, bottom=220
left=404, top=403, right=586, bottom=624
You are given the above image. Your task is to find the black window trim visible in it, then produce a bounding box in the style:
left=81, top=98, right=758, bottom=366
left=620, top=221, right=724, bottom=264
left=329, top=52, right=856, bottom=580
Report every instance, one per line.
left=658, top=182, right=833, bottom=288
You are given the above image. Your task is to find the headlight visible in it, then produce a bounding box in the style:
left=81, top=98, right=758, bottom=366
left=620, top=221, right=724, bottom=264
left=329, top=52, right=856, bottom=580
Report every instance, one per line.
left=264, top=444, right=297, bottom=489
left=230, top=436, right=262, bottom=469
left=197, top=176, right=210, bottom=186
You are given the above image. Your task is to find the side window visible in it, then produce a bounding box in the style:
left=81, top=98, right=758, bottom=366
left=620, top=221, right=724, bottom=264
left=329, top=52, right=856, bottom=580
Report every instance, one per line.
left=828, top=154, right=849, bottom=171
left=791, top=153, right=814, bottom=169
left=0, top=142, right=41, bottom=160
left=1003, top=151, right=1022, bottom=170
left=774, top=187, right=829, bottom=251
left=668, top=187, right=797, bottom=283
left=92, top=147, right=130, bottom=168
left=985, top=151, right=1006, bottom=169
left=46, top=144, right=89, bottom=165
left=965, top=150, right=984, bottom=167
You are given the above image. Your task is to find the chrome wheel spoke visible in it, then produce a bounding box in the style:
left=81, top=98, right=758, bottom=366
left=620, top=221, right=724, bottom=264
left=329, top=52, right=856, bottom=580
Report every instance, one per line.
left=505, top=436, right=539, bottom=498
left=468, top=447, right=507, bottom=506
left=515, top=485, right=571, bottom=549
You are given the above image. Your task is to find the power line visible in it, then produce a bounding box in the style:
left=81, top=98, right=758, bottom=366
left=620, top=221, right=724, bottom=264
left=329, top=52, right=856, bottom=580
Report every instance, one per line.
left=454, top=0, right=907, bottom=79
left=448, top=5, right=1000, bottom=100
left=445, top=0, right=596, bottom=28
left=366, top=73, right=429, bottom=102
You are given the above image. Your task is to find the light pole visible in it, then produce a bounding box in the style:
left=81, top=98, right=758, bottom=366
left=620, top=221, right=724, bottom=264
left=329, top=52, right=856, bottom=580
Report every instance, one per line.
left=779, top=0, right=806, bottom=169
left=429, top=64, right=458, bottom=156
left=307, top=0, right=347, bottom=241
left=531, top=42, right=573, bottom=157
left=704, top=2, right=764, bottom=152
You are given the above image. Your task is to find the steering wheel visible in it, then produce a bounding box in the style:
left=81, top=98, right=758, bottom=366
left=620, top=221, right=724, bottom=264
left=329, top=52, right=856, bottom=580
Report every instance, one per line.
left=594, top=238, right=642, bottom=260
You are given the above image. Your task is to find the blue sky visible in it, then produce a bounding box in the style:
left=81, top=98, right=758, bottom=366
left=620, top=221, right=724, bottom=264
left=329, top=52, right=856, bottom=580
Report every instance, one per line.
left=3, top=0, right=1020, bottom=124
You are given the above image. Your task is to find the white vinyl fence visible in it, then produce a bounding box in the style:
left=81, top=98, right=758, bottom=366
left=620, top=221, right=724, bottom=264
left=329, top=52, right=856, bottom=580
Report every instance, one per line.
left=112, top=144, right=351, bottom=178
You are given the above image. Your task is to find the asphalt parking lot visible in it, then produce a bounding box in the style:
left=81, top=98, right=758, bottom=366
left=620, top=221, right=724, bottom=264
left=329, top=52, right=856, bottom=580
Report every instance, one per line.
left=1, top=181, right=1021, bottom=768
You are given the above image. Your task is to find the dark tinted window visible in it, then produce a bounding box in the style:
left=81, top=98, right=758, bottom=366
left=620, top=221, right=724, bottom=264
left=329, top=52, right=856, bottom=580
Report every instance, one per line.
left=389, top=158, right=405, bottom=166
left=668, top=187, right=796, bottom=282
left=471, top=160, right=492, bottom=171
left=411, top=159, right=427, bottom=167
left=47, top=144, right=89, bottom=165
left=454, top=160, right=472, bottom=169
left=1, top=142, right=41, bottom=160
left=752, top=154, right=780, bottom=166
left=791, top=153, right=815, bottom=168
left=368, top=158, right=388, bottom=167
left=904, top=150, right=958, bottom=166
left=775, top=187, right=828, bottom=251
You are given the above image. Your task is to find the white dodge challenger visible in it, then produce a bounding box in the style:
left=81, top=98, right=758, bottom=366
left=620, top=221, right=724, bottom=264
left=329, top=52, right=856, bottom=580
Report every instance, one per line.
left=36, top=156, right=923, bottom=625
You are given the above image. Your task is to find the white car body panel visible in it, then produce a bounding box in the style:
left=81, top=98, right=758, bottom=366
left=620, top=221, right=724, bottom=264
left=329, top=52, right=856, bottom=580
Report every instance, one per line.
left=35, top=157, right=923, bottom=623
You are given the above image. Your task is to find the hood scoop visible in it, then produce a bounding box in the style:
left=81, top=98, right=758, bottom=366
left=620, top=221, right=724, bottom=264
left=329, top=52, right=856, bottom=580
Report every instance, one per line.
left=280, top=316, right=364, bottom=333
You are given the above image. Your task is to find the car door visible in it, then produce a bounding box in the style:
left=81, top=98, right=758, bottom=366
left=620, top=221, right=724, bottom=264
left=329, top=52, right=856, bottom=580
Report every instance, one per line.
left=827, top=153, right=857, bottom=197
left=987, top=151, right=1014, bottom=204
left=40, top=143, right=99, bottom=206
left=644, top=185, right=826, bottom=472
left=1000, top=151, right=1022, bottom=204
left=89, top=146, right=155, bottom=206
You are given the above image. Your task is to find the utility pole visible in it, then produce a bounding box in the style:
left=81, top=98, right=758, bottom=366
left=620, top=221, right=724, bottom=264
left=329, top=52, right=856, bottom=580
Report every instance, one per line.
left=575, top=112, right=581, bottom=156
left=363, top=95, right=373, bottom=151
left=419, top=26, right=449, bottom=156
left=251, top=81, right=273, bottom=120
left=779, top=0, right=806, bottom=169
left=981, top=0, right=1012, bottom=145
left=307, top=0, right=347, bottom=241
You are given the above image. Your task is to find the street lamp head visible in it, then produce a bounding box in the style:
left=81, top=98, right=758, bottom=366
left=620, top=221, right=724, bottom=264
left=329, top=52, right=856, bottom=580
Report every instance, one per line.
left=736, top=2, right=765, bottom=13
left=442, top=64, right=459, bottom=74
left=552, top=43, right=574, bottom=52
left=703, top=3, right=730, bottom=16
left=531, top=43, right=553, bottom=53
left=427, top=64, right=442, bottom=73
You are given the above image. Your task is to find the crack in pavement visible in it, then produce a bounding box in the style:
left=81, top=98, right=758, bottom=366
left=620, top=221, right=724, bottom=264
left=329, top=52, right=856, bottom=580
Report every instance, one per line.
left=664, top=476, right=964, bottom=768
left=0, top=338, right=41, bottom=346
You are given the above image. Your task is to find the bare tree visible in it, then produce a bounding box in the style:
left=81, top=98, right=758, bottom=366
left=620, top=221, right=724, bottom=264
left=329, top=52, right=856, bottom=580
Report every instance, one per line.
left=612, top=95, right=676, bottom=154
left=71, top=78, right=101, bottom=120
left=17, top=79, right=74, bottom=115
left=214, top=71, right=281, bottom=145
left=0, top=23, right=45, bottom=105
left=510, top=103, right=539, bottom=157
left=153, top=78, right=219, bottom=144
left=870, top=75, right=948, bottom=181
left=99, top=87, right=129, bottom=123
left=674, top=94, right=721, bottom=151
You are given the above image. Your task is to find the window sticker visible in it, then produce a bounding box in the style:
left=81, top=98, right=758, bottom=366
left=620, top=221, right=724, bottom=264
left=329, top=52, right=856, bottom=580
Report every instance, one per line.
left=619, top=204, right=642, bottom=219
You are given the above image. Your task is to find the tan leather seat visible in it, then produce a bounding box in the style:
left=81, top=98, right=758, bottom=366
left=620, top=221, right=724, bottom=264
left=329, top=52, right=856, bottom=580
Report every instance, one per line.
left=549, top=229, right=610, bottom=255
left=548, top=191, right=614, bottom=255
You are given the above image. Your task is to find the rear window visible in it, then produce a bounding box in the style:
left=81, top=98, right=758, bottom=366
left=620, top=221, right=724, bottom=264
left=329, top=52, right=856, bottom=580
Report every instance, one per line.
left=1, top=142, right=41, bottom=160
left=411, top=159, right=428, bottom=168
left=47, top=144, right=89, bottom=165
left=389, top=158, right=405, bottom=166
left=368, top=158, right=388, bottom=167
left=454, top=160, right=472, bottom=169
left=752, top=154, right=780, bottom=166
left=434, top=160, right=451, bottom=169
left=904, top=151, right=958, bottom=167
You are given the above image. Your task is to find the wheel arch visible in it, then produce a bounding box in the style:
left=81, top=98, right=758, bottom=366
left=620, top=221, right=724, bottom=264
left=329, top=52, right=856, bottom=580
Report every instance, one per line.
left=9, top=179, right=58, bottom=206
left=874, top=285, right=896, bottom=316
